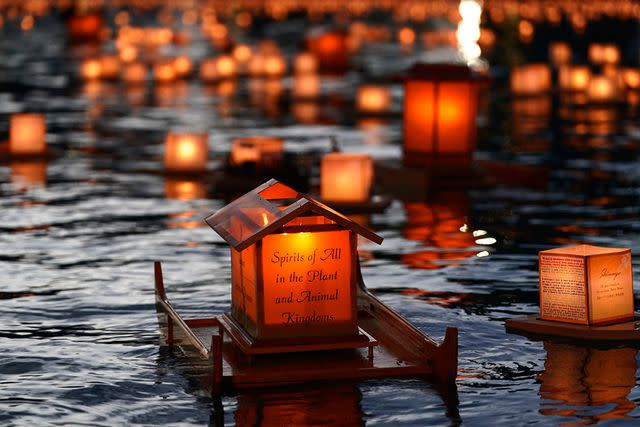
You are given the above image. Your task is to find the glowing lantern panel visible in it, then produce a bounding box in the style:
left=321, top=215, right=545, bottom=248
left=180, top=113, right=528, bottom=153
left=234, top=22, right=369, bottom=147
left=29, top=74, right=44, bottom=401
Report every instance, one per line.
left=403, top=63, right=479, bottom=166
left=539, top=245, right=633, bottom=325
left=9, top=114, right=46, bottom=155
left=164, top=133, right=208, bottom=172
left=320, top=153, right=373, bottom=203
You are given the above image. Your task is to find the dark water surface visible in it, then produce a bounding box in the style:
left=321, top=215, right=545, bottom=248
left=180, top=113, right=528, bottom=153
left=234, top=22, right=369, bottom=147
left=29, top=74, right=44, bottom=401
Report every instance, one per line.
left=2, top=11, right=640, bottom=427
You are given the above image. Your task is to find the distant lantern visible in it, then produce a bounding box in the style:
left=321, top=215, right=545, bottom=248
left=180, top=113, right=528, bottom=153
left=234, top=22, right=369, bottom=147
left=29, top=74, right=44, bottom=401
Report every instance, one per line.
left=510, top=64, right=551, bottom=96
left=204, top=179, right=383, bottom=341
left=229, top=136, right=284, bottom=169
left=154, top=60, right=177, bottom=83
left=81, top=58, right=102, bottom=80
left=293, top=52, right=318, bottom=75
left=589, top=43, right=620, bottom=65
left=263, top=53, right=287, bottom=78
left=163, top=132, right=208, bottom=173
left=200, top=58, right=218, bottom=82
left=403, top=63, right=480, bottom=167
left=173, top=56, right=193, bottom=78
left=356, top=85, right=391, bottom=114
left=621, top=68, right=640, bottom=91
left=558, top=65, right=591, bottom=92
left=66, top=13, right=102, bottom=41
left=9, top=114, right=46, bottom=155
left=320, top=152, right=373, bottom=203
left=539, top=244, right=633, bottom=325
left=549, top=42, right=571, bottom=67
left=215, top=55, right=237, bottom=80
left=292, top=74, right=320, bottom=99
left=307, top=30, right=349, bottom=73
left=232, top=44, right=252, bottom=66
left=122, top=62, right=147, bottom=85
left=588, top=75, right=619, bottom=103
left=100, top=55, right=120, bottom=80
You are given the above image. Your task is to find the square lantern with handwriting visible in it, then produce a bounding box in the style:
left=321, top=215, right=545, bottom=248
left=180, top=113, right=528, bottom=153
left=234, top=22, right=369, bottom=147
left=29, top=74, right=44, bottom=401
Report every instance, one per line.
left=539, top=244, right=633, bottom=325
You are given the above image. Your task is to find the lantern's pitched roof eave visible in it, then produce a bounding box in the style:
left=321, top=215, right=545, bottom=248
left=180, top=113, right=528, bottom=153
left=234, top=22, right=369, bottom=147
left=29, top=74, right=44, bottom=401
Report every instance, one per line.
left=204, top=179, right=383, bottom=251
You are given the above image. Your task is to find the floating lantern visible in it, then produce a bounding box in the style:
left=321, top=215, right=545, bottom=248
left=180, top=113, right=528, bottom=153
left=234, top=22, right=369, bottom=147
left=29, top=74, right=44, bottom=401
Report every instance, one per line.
left=539, top=244, right=633, bottom=325
left=403, top=63, right=480, bottom=167
left=320, top=153, right=373, bottom=203
left=164, top=132, right=208, bottom=173
left=122, top=62, right=147, bottom=85
left=229, top=136, right=284, bottom=169
left=397, top=27, right=416, bottom=48
left=292, top=74, right=320, bottom=100
left=200, top=58, right=219, bottom=82
left=215, top=55, right=237, bottom=80
left=588, top=75, right=619, bottom=103
left=510, top=64, right=551, bottom=96
left=204, top=179, right=383, bottom=341
left=9, top=114, right=46, bottom=155
left=589, top=43, right=621, bottom=65
left=549, top=42, right=571, bottom=67
left=248, top=53, right=265, bottom=76
left=81, top=58, right=101, bottom=80
left=263, top=53, right=287, bottom=78
left=356, top=85, right=391, bottom=115
left=154, top=60, right=177, bottom=83
left=66, top=13, right=102, bottom=41
left=293, top=52, right=318, bottom=75
left=558, top=65, right=590, bottom=92
left=307, top=30, right=349, bottom=73
left=173, top=56, right=193, bottom=78
left=99, top=55, right=120, bottom=80
left=232, top=44, right=252, bottom=73
left=621, top=68, right=640, bottom=90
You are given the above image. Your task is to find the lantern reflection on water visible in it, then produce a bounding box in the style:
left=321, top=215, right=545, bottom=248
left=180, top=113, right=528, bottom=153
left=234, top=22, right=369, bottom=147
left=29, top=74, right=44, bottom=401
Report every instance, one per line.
left=163, top=132, right=208, bottom=173
left=558, top=65, right=590, bottom=93
left=164, top=178, right=207, bottom=200
left=320, top=153, right=373, bottom=203
left=11, top=161, right=47, bottom=190
left=403, top=63, right=480, bottom=167
left=9, top=114, right=46, bottom=155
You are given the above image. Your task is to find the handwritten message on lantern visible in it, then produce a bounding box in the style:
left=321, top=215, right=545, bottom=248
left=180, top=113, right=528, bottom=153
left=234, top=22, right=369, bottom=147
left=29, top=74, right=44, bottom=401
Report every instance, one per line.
left=261, top=230, right=351, bottom=328
left=539, top=245, right=633, bottom=325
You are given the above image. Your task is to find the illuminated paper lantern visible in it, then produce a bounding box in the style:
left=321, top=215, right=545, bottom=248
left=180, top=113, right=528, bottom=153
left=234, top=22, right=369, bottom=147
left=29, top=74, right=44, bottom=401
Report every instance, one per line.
left=81, top=58, right=101, bottom=80
left=215, top=55, right=237, bottom=80
left=204, top=179, right=383, bottom=341
left=293, top=52, right=318, bottom=75
left=320, top=153, right=372, bottom=203
left=621, top=68, right=640, bottom=90
left=122, top=62, right=147, bottom=85
left=173, top=56, right=193, bottom=78
left=403, top=63, right=480, bottom=167
left=588, top=75, right=619, bottom=103
left=154, top=60, right=177, bottom=83
left=292, top=74, right=320, bottom=99
left=356, top=85, right=391, bottom=114
left=510, top=64, right=551, bottom=96
left=99, top=55, right=120, bottom=80
left=539, top=244, right=633, bottom=325
left=549, top=42, right=571, bottom=67
left=307, top=30, right=349, bottom=73
left=9, top=114, right=46, bottom=155
left=589, top=43, right=620, bottom=65
left=163, top=132, right=208, bottom=173
left=66, top=14, right=102, bottom=40
left=263, top=53, right=287, bottom=78
left=558, top=65, right=591, bottom=92
left=229, top=136, right=284, bottom=169
left=200, top=58, right=218, bottom=82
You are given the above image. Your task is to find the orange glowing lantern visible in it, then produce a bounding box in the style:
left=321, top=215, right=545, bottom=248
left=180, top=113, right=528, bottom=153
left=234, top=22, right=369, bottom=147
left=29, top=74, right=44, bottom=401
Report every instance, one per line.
left=558, top=65, right=591, bottom=92
left=154, top=60, right=177, bottom=83
left=66, top=13, right=102, bottom=41
left=549, top=42, right=571, bottom=67
left=588, top=75, right=619, bottom=103
left=99, top=55, right=120, bottom=80
left=539, top=244, right=633, bottom=325
left=163, top=132, right=208, bottom=173
left=204, top=179, right=383, bottom=341
left=356, top=85, right=391, bottom=114
left=173, top=56, right=193, bottom=78
left=320, top=153, right=373, bottom=203
left=589, top=44, right=621, bottom=65
left=621, top=68, right=640, bottom=90
left=307, top=30, right=349, bottom=73
left=229, top=136, right=284, bottom=169
left=215, top=55, right=237, bottom=80
left=263, top=53, right=287, bottom=78
left=293, top=52, right=318, bottom=75
left=81, top=58, right=101, bottom=80
left=292, top=74, right=320, bottom=99
left=122, top=62, right=147, bottom=85
left=9, top=114, right=46, bottom=155
left=510, top=64, right=552, bottom=96
left=403, top=63, right=480, bottom=167
left=200, top=58, right=219, bottom=82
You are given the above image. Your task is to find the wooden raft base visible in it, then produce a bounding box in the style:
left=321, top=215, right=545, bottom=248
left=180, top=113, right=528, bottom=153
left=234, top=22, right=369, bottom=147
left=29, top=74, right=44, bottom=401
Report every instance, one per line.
left=154, top=261, right=458, bottom=395
left=506, top=314, right=640, bottom=343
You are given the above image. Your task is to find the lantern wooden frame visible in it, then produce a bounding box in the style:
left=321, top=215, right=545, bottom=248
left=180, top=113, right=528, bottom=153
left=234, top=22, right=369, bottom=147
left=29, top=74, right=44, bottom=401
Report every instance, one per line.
left=403, top=63, right=480, bottom=168
left=205, top=179, right=383, bottom=344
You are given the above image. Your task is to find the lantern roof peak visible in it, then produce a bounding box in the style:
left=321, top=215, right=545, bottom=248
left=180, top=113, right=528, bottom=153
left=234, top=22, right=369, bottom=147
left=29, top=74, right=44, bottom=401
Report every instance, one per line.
left=205, top=179, right=383, bottom=251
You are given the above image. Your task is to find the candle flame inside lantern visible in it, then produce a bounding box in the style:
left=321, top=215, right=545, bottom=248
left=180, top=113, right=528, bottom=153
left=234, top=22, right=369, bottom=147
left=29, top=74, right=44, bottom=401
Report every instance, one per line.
left=9, top=114, right=47, bottom=155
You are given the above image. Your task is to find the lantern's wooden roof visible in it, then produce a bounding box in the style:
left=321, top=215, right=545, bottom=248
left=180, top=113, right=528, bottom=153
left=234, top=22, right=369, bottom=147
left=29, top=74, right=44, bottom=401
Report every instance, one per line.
left=205, top=179, right=384, bottom=251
